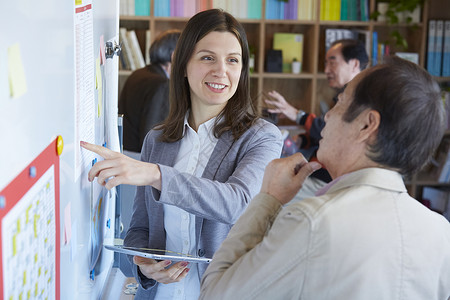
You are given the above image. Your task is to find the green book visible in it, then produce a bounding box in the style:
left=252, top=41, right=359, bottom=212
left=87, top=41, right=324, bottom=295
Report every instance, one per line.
left=273, top=33, right=304, bottom=73
left=340, top=0, right=348, bottom=20
left=247, top=0, right=262, bottom=19
left=135, top=0, right=150, bottom=16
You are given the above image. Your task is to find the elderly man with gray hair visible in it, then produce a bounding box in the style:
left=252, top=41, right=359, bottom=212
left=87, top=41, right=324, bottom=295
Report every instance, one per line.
left=200, top=56, right=450, bottom=300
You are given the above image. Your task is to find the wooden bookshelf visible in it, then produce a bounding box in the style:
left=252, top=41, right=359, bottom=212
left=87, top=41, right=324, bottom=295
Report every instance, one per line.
left=119, top=0, right=450, bottom=200
left=119, top=0, right=437, bottom=115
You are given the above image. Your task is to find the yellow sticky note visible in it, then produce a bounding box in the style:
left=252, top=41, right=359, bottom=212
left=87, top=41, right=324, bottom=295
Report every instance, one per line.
left=7, top=43, right=28, bottom=98
left=12, top=234, right=17, bottom=256
left=75, top=0, right=82, bottom=5
left=96, top=58, right=102, bottom=117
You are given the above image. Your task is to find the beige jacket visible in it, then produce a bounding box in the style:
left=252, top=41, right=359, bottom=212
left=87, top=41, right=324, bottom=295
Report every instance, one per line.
left=200, top=168, right=450, bottom=300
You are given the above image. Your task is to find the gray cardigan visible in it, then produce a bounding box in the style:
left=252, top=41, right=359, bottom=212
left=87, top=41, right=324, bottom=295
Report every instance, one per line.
left=124, top=118, right=282, bottom=299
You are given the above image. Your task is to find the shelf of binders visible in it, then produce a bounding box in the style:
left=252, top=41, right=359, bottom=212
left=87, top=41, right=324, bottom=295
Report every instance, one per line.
left=426, top=0, right=450, bottom=78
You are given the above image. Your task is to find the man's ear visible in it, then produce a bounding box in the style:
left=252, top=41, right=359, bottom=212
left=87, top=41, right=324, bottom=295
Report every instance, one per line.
left=349, top=58, right=360, bottom=73
left=358, top=109, right=380, bottom=142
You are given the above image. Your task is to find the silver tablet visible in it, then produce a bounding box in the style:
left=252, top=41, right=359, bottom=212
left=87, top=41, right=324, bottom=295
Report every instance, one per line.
left=104, top=245, right=212, bottom=264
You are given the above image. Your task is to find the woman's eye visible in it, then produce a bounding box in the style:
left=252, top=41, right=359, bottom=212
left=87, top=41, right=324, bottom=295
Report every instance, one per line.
left=228, top=58, right=239, bottom=63
left=201, top=56, right=213, bottom=61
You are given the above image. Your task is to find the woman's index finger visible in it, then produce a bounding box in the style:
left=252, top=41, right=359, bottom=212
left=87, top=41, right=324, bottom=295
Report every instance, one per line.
left=80, top=141, right=115, bottom=159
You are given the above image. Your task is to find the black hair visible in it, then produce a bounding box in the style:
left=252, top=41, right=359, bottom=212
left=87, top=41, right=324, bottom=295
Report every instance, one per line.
left=331, top=39, right=369, bottom=70
left=149, top=29, right=181, bottom=65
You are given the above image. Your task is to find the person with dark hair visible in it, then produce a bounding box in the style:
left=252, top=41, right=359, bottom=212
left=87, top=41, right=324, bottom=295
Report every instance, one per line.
left=265, top=38, right=369, bottom=199
left=119, top=29, right=181, bottom=153
left=200, top=56, right=450, bottom=299
left=81, top=9, right=282, bottom=299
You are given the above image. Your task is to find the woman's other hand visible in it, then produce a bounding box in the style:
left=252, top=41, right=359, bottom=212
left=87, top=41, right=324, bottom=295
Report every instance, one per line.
left=133, top=256, right=190, bottom=284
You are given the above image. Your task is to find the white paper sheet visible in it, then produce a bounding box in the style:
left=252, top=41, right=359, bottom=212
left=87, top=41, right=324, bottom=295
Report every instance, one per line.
left=74, top=0, right=95, bottom=180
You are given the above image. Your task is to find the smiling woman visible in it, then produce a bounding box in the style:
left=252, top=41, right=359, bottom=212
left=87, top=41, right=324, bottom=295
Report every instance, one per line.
left=162, top=8, right=254, bottom=143
left=81, top=8, right=283, bottom=300
left=185, top=31, right=243, bottom=127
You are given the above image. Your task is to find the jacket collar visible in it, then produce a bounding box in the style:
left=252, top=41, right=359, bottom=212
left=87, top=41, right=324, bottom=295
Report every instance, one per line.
left=316, top=168, right=407, bottom=196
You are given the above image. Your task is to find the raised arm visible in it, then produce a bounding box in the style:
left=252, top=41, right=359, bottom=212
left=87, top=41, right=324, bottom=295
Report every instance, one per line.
left=200, top=153, right=321, bottom=299
left=264, top=90, right=299, bottom=122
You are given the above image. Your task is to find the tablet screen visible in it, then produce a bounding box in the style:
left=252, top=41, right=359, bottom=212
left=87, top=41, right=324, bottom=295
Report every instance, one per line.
left=104, top=245, right=211, bottom=263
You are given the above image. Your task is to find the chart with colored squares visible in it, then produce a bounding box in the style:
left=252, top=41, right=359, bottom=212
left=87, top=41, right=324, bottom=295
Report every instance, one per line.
left=0, top=139, right=60, bottom=300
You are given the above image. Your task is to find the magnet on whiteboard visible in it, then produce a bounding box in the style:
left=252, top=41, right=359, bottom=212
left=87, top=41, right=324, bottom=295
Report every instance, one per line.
left=56, top=135, right=64, bottom=156
left=105, top=41, right=121, bottom=59
left=29, top=166, right=37, bottom=178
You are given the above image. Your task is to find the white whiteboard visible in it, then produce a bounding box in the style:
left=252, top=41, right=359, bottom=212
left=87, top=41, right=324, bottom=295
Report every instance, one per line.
left=0, top=0, right=119, bottom=298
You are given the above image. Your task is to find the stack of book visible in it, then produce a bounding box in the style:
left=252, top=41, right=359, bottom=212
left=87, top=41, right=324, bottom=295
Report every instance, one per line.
left=152, top=0, right=263, bottom=19
left=373, top=40, right=393, bottom=65
left=265, top=0, right=315, bottom=20
left=119, top=28, right=150, bottom=71
left=427, top=20, right=450, bottom=77
left=120, top=0, right=374, bottom=21
left=120, top=0, right=150, bottom=16
left=320, top=0, right=369, bottom=21
left=122, top=0, right=318, bottom=20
